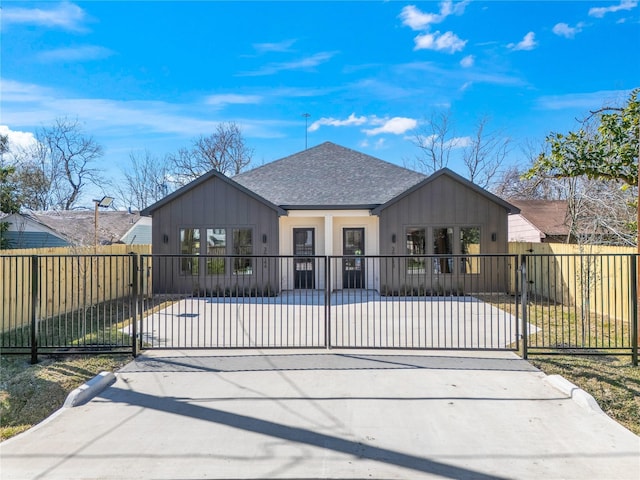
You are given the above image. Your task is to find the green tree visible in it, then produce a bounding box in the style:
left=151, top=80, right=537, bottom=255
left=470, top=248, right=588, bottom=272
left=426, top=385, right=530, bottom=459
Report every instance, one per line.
left=524, top=89, right=639, bottom=245
left=0, top=134, right=20, bottom=248
left=525, top=89, right=639, bottom=186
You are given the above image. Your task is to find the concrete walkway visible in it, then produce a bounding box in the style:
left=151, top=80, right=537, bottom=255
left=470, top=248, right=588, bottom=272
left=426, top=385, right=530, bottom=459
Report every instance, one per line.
left=1, top=350, right=638, bottom=479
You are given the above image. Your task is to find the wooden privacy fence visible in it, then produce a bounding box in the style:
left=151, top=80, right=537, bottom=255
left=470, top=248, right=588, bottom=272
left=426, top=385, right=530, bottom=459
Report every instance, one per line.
left=510, top=243, right=635, bottom=324
left=1, top=245, right=151, bottom=332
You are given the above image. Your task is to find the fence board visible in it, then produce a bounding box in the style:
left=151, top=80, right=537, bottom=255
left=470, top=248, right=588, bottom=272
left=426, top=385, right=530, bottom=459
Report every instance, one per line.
left=1, top=245, right=151, bottom=332
left=510, top=243, right=634, bottom=324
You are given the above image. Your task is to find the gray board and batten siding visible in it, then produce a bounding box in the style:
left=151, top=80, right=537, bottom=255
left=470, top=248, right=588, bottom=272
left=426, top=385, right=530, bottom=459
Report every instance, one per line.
left=141, top=170, right=284, bottom=294
left=374, top=169, right=518, bottom=294
left=141, top=143, right=519, bottom=296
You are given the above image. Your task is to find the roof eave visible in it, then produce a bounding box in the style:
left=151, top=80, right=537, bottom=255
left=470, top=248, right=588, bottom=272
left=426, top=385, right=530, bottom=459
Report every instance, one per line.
left=140, top=170, right=287, bottom=216
left=372, top=168, right=520, bottom=215
left=281, top=204, right=379, bottom=211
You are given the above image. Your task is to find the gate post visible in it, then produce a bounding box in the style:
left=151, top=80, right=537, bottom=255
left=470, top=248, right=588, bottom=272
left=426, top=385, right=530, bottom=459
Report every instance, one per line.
left=520, top=255, right=528, bottom=360
left=130, top=253, right=139, bottom=357
left=631, top=255, right=638, bottom=366
left=30, top=255, right=39, bottom=365
left=325, top=256, right=331, bottom=349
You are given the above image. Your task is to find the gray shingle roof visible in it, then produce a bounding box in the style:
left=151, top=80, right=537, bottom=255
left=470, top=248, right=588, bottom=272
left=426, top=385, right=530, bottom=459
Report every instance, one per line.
left=32, top=210, right=146, bottom=246
left=232, top=142, right=427, bottom=207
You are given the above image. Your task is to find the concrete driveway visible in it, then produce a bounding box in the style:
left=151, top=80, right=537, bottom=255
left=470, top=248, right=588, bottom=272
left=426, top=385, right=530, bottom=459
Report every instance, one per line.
left=1, top=350, right=638, bottom=480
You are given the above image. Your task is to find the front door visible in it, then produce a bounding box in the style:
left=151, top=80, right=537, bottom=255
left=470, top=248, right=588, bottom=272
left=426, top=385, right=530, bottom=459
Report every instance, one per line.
left=343, top=228, right=365, bottom=289
left=293, top=228, right=315, bottom=289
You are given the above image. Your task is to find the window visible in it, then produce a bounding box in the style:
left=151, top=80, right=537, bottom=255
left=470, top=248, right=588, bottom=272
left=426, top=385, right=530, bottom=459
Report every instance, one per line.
left=460, top=227, right=481, bottom=273
left=433, top=227, right=453, bottom=273
left=233, top=228, right=253, bottom=275
left=406, top=227, right=426, bottom=274
left=206, top=228, right=226, bottom=274
left=180, top=228, right=200, bottom=275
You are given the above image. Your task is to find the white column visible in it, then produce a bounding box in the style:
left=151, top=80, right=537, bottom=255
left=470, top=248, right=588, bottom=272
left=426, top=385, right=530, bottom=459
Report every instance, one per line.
left=324, top=214, right=334, bottom=255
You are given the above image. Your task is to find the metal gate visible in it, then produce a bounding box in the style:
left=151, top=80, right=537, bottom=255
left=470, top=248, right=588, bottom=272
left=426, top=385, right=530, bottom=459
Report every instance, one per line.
left=137, top=254, right=521, bottom=351
left=3, top=253, right=637, bottom=363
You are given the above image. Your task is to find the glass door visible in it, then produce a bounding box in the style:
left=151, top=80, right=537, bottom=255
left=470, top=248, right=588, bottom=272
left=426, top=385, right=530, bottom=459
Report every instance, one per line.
left=293, top=228, right=315, bottom=288
left=343, top=228, right=364, bottom=289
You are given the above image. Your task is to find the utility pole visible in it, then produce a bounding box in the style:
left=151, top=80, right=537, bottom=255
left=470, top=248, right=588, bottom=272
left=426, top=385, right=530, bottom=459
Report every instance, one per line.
left=302, top=113, right=311, bottom=150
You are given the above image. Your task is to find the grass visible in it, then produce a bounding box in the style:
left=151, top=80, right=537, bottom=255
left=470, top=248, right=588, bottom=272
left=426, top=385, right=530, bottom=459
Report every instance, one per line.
left=0, top=354, right=131, bottom=441
left=528, top=355, right=640, bottom=435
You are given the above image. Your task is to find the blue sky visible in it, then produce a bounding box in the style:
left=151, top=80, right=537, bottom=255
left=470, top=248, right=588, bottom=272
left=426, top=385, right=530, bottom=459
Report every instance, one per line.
left=1, top=1, right=639, bottom=207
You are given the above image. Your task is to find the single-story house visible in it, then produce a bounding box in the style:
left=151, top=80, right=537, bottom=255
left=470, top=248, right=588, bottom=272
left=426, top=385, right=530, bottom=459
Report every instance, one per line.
left=0, top=212, right=70, bottom=249
left=0, top=210, right=151, bottom=249
left=142, top=142, right=519, bottom=294
left=507, top=200, right=570, bottom=243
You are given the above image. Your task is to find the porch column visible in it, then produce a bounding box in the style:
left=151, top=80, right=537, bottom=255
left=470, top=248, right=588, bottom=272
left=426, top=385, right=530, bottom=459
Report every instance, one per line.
left=324, top=214, right=334, bottom=255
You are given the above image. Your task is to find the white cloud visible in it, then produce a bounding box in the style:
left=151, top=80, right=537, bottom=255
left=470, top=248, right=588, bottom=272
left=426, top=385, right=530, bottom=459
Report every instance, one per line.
left=0, top=126, right=38, bottom=157
left=400, top=2, right=469, bottom=54
left=238, top=51, right=337, bottom=76
left=446, top=136, right=472, bottom=148
left=536, top=89, right=632, bottom=110
left=359, top=137, right=387, bottom=149
left=416, top=133, right=471, bottom=150
left=399, top=2, right=470, bottom=30
left=363, top=117, right=417, bottom=136
left=253, top=39, right=297, bottom=53
left=38, top=45, right=114, bottom=62
left=399, top=5, right=444, bottom=30
left=589, top=0, right=637, bottom=18
left=508, top=32, right=538, bottom=51
left=414, top=31, right=467, bottom=53
left=308, top=113, right=367, bottom=132
left=460, top=55, right=475, bottom=68
left=308, top=114, right=417, bottom=136
left=1, top=1, right=89, bottom=32
left=205, top=94, right=263, bottom=106
left=552, top=22, right=584, bottom=38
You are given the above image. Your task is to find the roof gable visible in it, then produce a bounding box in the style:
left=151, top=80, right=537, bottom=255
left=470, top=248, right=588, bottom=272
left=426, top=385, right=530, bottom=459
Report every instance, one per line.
left=372, top=168, right=520, bottom=215
left=508, top=200, right=569, bottom=236
left=232, top=142, right=426, bottom=207
left=140, top=169, right=286, bottom=216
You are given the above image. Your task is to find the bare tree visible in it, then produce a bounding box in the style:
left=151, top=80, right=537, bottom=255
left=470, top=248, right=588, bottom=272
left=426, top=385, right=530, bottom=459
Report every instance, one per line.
left=493, top=140, right=568, bottom=200
left=462, top=116, right=510, bottom=189
left=117, top=150, right=173, bottom=210
left=411, top=111, right=510, bottom=189
left=169, top=122, right=253, bottom=185
left=411, top=110, right=455, bottom=174
left=13, top=118, right=103, bottom=210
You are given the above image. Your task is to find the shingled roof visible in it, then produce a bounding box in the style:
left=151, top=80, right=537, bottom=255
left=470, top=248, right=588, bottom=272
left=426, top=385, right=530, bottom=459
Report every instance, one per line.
left=31, top=210, right=146, bottom=246
left=508, top=200, right=570, bottom=237
left=232, top=142, right=427, bottom=208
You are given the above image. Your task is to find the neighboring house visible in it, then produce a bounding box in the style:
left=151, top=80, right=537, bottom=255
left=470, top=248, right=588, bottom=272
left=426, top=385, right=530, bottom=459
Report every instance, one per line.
left=142, top=142, right=519, bottom=293
left=508, top=200, right=570, bottom=243
left=0, top=210, right=151, bottom=249
left=0, top=212, right=70, bottom=249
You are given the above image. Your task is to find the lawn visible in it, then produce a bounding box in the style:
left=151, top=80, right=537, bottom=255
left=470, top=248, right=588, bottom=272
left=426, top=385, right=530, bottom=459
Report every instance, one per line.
left=0, top=354, right=131, bottom=441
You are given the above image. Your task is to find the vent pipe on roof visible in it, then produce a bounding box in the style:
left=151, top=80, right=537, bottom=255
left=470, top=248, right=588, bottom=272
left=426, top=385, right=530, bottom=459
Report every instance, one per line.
left=302, top=113, right=311, bottom=150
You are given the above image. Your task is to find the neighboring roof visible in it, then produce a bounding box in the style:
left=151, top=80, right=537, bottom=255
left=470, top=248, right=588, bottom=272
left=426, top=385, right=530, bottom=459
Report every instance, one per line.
left=232, top=142, right=427, bottom=208
left=1, top=213, right=71, bottom=249
left=30, top=210, right=148, bottom=246
left=372, top=168, right=520, bottom=215
left=508, top=200, right=569, bottom=237
left=141, top=168, right=287, bottom=216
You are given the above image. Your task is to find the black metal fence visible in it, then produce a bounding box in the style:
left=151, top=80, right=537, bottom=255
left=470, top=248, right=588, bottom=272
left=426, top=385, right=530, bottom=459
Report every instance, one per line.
left=1, top=252, right=637, bottom=364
